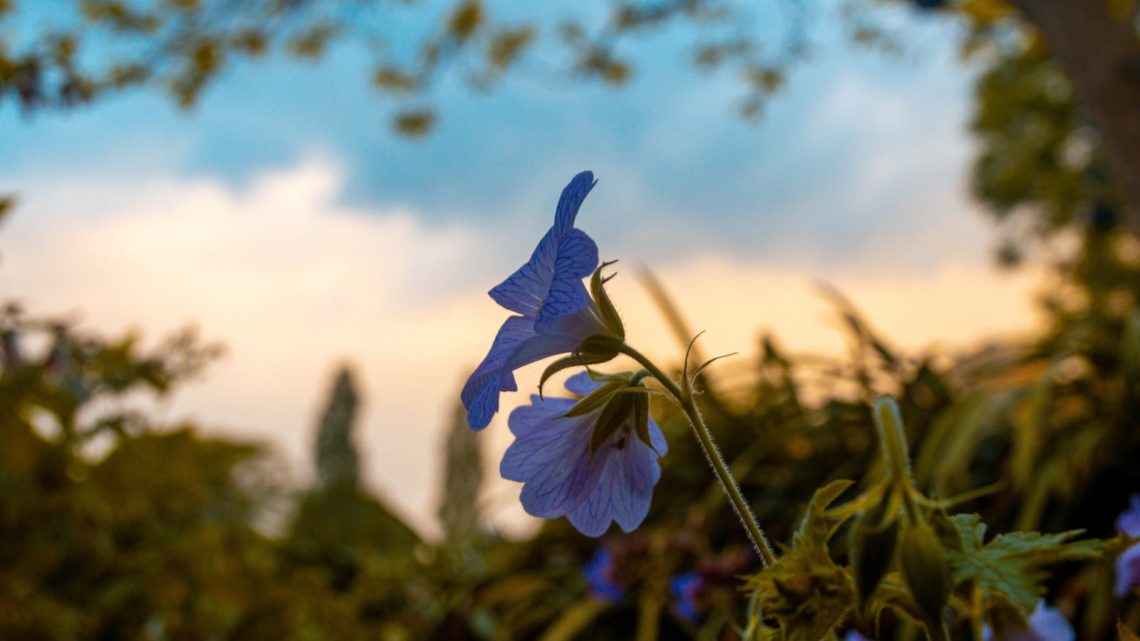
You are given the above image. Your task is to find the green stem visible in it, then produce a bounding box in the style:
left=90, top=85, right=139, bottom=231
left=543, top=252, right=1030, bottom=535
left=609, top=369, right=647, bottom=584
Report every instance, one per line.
left=618, top=343, right=777, bottom=567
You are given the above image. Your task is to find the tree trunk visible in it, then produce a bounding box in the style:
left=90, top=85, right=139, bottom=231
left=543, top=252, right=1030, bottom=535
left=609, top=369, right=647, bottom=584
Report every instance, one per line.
left=1011, top=0, right=1140, bottom=227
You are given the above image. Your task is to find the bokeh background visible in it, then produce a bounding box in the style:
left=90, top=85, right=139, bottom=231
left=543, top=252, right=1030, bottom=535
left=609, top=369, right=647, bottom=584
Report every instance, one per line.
left=1, top=0, right=1138, bottom=639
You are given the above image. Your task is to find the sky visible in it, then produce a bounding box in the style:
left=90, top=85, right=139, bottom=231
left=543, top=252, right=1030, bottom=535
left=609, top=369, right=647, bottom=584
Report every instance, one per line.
left=0, top=2, right=1044, bottom=537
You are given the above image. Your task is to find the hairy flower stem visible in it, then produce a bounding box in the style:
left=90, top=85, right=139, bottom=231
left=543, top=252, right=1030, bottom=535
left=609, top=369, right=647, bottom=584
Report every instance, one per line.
left=617, top=343, right=777, bottom=567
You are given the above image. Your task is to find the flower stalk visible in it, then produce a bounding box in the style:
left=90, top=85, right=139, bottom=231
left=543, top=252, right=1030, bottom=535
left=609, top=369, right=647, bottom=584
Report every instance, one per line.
left=617, top=342, right=777, bottom=567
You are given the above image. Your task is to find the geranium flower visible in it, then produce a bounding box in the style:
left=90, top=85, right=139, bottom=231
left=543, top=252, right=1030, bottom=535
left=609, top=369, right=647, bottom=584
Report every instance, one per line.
left=670, top=572, right=704, bottom=623
left=583, top=548, right=624, bottom=603
left=1116, top=544, right=1140, bottom=598
left=462, top=170, right=610, bottom=430
left=1116, top=495, right=1140, bottom=597
left=500, top=371, right=666, bottom=536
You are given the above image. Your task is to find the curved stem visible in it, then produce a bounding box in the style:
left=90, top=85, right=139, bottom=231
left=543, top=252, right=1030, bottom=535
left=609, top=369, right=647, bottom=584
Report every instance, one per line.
left=618, top=343, right=777, bottom=568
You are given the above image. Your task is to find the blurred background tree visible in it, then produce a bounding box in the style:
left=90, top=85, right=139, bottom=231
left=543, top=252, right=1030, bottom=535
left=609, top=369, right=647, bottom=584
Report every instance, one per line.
left=3, top=1, right=1140, bottom=639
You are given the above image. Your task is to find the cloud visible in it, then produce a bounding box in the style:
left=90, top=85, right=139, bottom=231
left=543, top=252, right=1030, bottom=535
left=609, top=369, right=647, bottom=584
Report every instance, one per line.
left=0, top=159, right=1041, bottom=538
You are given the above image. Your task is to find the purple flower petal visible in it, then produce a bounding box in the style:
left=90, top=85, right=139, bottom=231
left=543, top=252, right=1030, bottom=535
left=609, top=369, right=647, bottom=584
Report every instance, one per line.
left=554, top=171, right=597, bottom=233
left=500, top=399, right=584, bottom=482
left=1115, top=542, right=1140, bottom=597
left=1023, top=601, right=1074, bottom=641
left=989, top=601, right=1074, bottom=641
left=461, top=316, right=535, bottom=430
left=517, top=425, right=601, bottom=518
left=535, top=229, right=599, bottom=326
left=1117, top=494, right=1140, bottom=537
left=564, top=371, right=603, bottom=396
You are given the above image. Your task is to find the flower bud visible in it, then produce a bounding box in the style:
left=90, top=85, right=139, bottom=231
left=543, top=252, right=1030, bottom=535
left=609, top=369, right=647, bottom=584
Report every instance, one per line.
left=849, top=495, right=900, bottom=606
left=898, top=523, right=952, bottom=623
left=590, top=261, right=625, bottom=338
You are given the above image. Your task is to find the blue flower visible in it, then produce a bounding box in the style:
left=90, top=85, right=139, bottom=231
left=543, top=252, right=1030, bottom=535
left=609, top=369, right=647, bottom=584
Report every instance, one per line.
left=583, top=548, right=624, bottom=603
left=983, top=601, right=1074, bottom=641
left=500, top=371, right=667, bottom=537
left=1117, top=494, right=1140, bottom=537
left=670, top=572, right=704, bottom=623
left=1115, top=495, right=1140, bottom=597
left=844, top=632, right=873, bottom=641
left=1116, top=542, right=1140, bottom=597
left=462, top=170, right=609, bottom=430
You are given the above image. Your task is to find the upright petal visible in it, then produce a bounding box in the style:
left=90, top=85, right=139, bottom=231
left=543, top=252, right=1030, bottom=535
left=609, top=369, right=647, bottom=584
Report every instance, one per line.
left=488, top=228, right=561, bottom=317
left=489, top=174, right=599, bottom=321
left=536, top=229, right=599, bottom=326
left=554, top=171, right=597, bottom=233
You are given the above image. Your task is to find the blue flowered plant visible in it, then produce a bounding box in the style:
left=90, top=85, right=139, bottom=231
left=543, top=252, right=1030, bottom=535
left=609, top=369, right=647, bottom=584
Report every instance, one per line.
left=459, top=171, right=1111, bottom=641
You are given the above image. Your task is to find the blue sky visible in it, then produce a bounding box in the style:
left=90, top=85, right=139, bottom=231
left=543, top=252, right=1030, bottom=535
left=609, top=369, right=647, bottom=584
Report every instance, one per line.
left=0, top=2, right=1040, bottom=536
left=2, top=1, right=979, bottom=266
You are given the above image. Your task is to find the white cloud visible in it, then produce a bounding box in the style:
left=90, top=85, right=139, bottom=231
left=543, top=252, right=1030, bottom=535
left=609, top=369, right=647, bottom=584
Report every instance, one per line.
left=0, top=159, right=1042, bottom=538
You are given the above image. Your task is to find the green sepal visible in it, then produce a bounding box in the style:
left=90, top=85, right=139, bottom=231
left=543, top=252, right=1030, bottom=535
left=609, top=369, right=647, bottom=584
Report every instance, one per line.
left=590, top=261, right=625, bottom=338
left=850, top=491, right=901, bottom=608
left=632, top=393, right=652, bottom=449
left=590, top=395, right=635, bottom=453
left=898, top=523, right=951, bottom=623
left=577, top=332, right=624, bottom=362
left=563, top=378, right=627, bottom=417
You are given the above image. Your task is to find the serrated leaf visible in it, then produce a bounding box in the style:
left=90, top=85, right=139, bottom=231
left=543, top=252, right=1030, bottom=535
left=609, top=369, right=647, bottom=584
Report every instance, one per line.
left=943, top=514, right=1101, bottom=612
left=745, top=481, right=856, bottom=641
left=793, top=480, right=856, bottom=550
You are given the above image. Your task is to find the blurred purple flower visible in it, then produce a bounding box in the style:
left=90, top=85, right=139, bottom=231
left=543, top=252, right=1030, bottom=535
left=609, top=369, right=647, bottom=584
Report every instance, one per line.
left=462, top=171, right=608, bottom=430
left=500, top=372, right=666, bottom=536
left=670, top=572, right=704, bottom=623
left=1116, top=543, right=1140, bottom=597
left=583, top=548, right=623, bottom=603
left=1115, top=494, right=1140, bottom=598
left=1118, top=494, right=1140, bottom=537
left=982, top=600, right=1074, bottom=641
left=845, top=632, right=873, bottom=641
